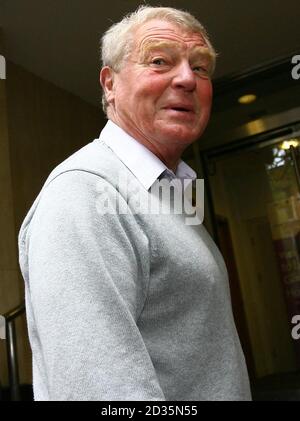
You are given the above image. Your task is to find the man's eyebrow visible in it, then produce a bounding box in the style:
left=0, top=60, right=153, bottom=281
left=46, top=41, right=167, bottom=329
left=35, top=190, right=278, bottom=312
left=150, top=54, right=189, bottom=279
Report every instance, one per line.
left=190, top=46, right=215, bottom=71
left=138, top=39, right=180, bottom=61
left=191, top=46, right=214, bottom=60
left=138, top=39, right=215, bottom=68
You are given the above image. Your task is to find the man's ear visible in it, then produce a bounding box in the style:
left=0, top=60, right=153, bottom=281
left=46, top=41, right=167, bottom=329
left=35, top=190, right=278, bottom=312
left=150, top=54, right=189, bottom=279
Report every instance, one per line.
left=100, top=66, right=115, bottom=106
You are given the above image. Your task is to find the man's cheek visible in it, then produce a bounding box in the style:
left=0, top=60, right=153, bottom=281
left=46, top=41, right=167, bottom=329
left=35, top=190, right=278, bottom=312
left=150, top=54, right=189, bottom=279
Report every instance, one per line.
left=203, top=83, right=213, bottom=100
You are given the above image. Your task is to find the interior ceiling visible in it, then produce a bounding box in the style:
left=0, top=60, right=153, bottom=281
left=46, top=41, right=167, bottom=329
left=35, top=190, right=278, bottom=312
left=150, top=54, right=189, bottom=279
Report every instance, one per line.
left=1, top=0, right=300, bottom=107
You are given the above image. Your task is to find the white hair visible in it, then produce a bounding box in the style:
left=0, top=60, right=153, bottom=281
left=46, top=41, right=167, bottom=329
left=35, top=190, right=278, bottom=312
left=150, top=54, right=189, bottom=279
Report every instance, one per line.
left=100, top=5, right=216, bottom=114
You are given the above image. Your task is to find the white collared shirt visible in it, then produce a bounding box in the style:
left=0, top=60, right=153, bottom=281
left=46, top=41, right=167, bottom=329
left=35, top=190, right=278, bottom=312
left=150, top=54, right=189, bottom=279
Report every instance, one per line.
left=99, top=120, right=197, bottom=191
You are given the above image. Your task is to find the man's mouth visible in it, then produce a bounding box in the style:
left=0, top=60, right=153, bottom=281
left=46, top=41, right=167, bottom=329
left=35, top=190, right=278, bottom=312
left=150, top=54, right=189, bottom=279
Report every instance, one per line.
left=171, top=107, right=191, bottom=112
left=164, top=105, right=194, bottom=113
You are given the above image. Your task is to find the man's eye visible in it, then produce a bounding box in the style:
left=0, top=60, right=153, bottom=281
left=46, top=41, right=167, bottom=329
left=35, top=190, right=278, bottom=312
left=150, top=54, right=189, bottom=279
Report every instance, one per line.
left=152, top=58, right=166, bottom=66
left=193, top=66, right=208, bottom=73
left=193, top=66, right=210, bottom=78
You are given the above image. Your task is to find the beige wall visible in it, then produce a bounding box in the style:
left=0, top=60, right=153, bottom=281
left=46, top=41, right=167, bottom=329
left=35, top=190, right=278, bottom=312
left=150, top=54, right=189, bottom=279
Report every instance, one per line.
left=0, top=59, right=103, bottom=388
left=6, top=62, right=103, bottom=230
left=0, top=54, right=25, bottom=389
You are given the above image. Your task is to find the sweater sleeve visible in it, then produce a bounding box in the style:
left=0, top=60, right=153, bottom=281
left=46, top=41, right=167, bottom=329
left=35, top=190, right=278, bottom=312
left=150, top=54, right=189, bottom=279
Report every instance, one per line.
left=24, top=170, right=165, bottom=401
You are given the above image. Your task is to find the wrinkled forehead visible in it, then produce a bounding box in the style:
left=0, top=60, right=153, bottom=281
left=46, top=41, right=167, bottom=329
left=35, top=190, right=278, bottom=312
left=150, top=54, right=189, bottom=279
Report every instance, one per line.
left=133, top=19, right=210, bottom=53
left=131, top=20, right=214, bottom=70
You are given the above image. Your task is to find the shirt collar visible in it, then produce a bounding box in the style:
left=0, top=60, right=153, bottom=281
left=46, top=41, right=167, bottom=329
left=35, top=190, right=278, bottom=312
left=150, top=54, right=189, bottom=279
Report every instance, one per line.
left=99, top=120, right=197, bottom=191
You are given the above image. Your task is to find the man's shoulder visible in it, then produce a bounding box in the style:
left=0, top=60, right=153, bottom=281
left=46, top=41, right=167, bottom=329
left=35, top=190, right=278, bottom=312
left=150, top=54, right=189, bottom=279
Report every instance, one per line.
left=46, top=138, right=124, bottom=185
left=18, top=138, right=131, bottom=242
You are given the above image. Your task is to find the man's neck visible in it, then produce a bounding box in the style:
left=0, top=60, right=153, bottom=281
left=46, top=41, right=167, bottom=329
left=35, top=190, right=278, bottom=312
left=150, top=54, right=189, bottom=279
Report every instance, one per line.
left=107, top=115, right=184, bottom=174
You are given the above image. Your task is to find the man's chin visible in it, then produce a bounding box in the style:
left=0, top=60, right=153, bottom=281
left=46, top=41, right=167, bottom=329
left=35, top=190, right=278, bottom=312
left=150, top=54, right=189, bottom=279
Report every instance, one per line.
left=157, top=124, right=200, bottom=144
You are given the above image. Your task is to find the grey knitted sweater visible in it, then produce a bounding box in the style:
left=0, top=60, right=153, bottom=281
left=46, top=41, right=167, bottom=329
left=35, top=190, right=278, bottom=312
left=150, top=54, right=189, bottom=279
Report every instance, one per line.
left=18, top=132, right=251, bottom=401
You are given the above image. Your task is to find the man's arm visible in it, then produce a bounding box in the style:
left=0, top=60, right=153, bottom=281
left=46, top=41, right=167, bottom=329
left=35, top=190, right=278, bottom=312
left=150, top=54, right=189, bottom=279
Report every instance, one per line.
left=24, top=170, right=165, bottom=400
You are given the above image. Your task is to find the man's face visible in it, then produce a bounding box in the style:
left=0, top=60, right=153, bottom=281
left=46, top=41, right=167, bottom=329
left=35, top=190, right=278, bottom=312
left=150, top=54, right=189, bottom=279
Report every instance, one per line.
left=103, top=19, right=213, bottom=151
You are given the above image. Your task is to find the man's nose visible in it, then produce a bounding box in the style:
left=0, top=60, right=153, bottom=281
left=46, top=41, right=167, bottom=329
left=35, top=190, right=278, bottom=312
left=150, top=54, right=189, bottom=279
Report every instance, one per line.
left=172, top=61, right=197, bottom=91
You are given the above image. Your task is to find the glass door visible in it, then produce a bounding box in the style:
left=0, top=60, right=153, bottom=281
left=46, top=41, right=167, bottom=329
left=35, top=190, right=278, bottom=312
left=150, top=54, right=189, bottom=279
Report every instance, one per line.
left=205, top=134, right=300, bottom=400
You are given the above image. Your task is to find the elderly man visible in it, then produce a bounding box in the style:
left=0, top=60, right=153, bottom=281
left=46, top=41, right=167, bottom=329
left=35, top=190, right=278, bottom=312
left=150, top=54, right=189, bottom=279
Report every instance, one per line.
left=18, top=6, right=251, bottom=401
